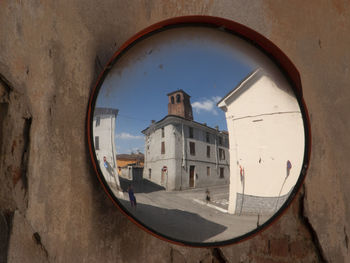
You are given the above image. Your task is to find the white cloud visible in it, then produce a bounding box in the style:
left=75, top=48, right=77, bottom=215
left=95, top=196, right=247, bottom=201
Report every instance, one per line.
left=127, top=147, right=142, bottom=154
left=116, top=132, right=143, bottom=140
left=192, top=96, right=222, bottom=115
left=212, top=96, right=222, bottom=103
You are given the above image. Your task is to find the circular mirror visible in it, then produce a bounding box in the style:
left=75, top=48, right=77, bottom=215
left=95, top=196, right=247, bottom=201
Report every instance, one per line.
left=87, top=17, right=310, bottom=246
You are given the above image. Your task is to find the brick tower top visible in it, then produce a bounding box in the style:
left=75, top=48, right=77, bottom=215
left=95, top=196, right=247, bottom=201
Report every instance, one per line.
left=167, top=90, right=193, bottom=121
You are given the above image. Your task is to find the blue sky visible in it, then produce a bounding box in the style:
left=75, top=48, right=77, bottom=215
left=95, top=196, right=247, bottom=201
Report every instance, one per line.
left=95, top=27, right=255, bottom=154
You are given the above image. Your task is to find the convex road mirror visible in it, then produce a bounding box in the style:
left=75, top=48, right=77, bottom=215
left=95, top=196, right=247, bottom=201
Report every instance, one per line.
left=87, top=16, right=311, bottom=247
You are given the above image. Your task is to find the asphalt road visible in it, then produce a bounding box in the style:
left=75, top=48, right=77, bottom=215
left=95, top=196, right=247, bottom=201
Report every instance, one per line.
left=111, top=181, right=271, bottom=243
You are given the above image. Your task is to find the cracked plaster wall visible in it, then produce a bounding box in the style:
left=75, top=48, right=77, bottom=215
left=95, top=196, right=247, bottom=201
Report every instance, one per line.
left=0, top=1, right=349, bottom=262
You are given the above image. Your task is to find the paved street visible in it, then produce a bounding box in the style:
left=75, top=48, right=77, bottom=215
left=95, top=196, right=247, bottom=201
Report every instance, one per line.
left=111, top=179, right=271, bottom=243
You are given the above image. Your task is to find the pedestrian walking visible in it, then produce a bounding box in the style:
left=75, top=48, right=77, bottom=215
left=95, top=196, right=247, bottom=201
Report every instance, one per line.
left=128, top=185, right=137, bottom=208
left=205, top=188, right=211, bottom=203
left=103, top=156, right=108, bottom=169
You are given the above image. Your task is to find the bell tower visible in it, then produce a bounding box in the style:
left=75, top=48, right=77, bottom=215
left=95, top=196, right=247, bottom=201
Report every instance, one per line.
left=167, top=90, right=193, bottom=121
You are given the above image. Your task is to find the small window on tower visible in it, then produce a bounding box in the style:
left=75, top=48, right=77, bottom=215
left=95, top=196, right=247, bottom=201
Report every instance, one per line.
left=176, top=94, right=181, bottom=103
left=161, top=127, right=165, bottom=138
left=171, top=96, right=174, bottom=104
left=206, top=132, right=210, bottom=143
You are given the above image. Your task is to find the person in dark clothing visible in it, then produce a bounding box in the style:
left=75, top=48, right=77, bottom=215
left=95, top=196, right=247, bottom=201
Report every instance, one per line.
left=128, top=185, right=137, bottom=208
left=205, top=188, right=211, bottom=203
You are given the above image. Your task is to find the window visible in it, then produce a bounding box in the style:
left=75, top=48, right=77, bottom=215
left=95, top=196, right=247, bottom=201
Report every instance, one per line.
left=161, top=127, right=164, bottom=138
left=219, top=148, right=225, bottom=160
left=207, top=145, right=210, bottom=158
left=176, top=94, right=181, bottom=103
left=207, top=167, right=210, bottom=177
left=220, top=167, right=224, bottom=178
left=171, top=96, right=174, bottom=104
left=95, top=116, right=100, bottom=127
left=161, top=141, right=165, bottom=154
left=206, top=132, right=210, bottom=143
left=219, top=136, right=222, bottom=146
left=189, top=142, right=195, bottom=155
left=189, top=127, right=193, bottom=138
left=95, top=136, right=99, bottom=150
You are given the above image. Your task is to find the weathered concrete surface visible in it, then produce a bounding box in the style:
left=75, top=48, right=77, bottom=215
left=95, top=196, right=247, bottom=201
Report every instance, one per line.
left=0, top=1, right=349, bottom=262
left=221, top=187, right=321, bottom=262
left=7, top=211, right=48, bottom=263
left=263, top=2, right=350, bottom=262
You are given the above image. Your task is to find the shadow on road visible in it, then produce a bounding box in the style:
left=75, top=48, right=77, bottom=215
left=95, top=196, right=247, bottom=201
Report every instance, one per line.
left=119, top=199, right=227, bottom=243
left=119, top=176, right=165, bottom=194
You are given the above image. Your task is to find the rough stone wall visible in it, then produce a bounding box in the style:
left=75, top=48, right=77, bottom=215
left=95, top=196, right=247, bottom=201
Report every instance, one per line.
left=235, top=189, right=291, bottom=216
left=0, top=1, right=349, bottom=262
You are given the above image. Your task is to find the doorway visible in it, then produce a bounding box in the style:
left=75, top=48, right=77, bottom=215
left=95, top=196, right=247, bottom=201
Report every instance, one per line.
left=189, top=165, right=195, bottom=188
left=161, top=169, right=166, bottom=185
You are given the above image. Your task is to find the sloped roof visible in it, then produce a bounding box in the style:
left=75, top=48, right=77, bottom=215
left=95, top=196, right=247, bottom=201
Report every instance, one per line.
left=217, top=68, right=261, bottom=108
left=141, top=114, right=228, bottom=135
left=166, top=89, right=191, bottom=97
left=116, top=153, right=144, bottom=161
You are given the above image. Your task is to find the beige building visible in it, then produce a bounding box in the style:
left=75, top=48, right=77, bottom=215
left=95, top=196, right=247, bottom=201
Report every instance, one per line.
left=218, top=69, right=305, bottom=215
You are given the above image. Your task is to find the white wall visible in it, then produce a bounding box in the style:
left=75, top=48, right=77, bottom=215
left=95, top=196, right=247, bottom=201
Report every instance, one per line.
left=219, top=71, right=305, bottom=214
left=93, top=113, right=120, bottom=189
left=228, top=113, right=304, bottom=195
left=223, top=74, right=300, bottom=117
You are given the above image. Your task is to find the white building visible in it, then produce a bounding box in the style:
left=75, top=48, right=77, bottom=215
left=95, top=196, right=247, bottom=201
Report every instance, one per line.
left=218, top=69, right=305, bottom=215
left=93, top=107, right=121, bottom=192
left=142, top=90, right=230, bottom=191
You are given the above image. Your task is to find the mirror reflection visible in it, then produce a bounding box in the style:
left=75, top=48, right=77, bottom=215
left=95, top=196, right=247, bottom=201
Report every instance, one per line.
left=92, top=26, right=305, bottom=244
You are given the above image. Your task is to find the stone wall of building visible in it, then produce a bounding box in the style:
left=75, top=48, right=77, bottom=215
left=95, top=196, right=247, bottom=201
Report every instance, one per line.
left=235, top=189, right=292, bottom=216
left=0, top=1, right=349, bottom=262
left=144, top=123, right=177, bottom=189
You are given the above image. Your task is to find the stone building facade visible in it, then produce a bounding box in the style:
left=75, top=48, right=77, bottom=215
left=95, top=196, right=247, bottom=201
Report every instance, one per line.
left=142, top=90, right=229, bottom=190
